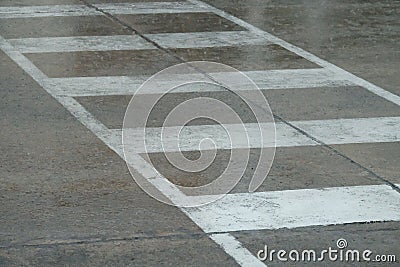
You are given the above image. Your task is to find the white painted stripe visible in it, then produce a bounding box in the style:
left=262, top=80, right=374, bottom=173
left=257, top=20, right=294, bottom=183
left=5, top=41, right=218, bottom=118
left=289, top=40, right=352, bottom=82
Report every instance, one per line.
left=183, top=184, right=400, bottom=233
left=46, top=69, right=352, bottom=97
left=10, top=31, right=270, bottom=53
left=110, top=116, right=400, bottom=153
left=111, top=122, right=316, bottom=153
left=0, top=2, right=207, bottom=18
left=0, top=5, right=99, bottom=18
left=189, top=0, right=400, bottom=106
left=293, top=116, right=400, bottom=145
left=209, top=234, right=267, bottom=267
left=96, top=2, right=207, bottom=15
left=145, top=31, right=270, bottom=49
left=9, top=35, right=155, bottom=53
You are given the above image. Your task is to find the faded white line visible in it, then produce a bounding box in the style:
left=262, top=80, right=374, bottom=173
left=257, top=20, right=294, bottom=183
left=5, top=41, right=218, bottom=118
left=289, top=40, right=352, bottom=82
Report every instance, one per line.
left=0, top=2, right=207, bottom=18
left=145, top=31, right=270, bottom=49
left=110, top=122, right=315, bottom=154
left=96, top=2, right=207, bottom=15
left=189, top=0, right=400, bottom=106
left=183, top=184, right=400, bottom=233
left=0, top=5, right=99, bottom=18
left=209, top=234, right=267, bottom=267
left=9, top=31, right=270, bottom=53
left=46, top=69, right=352, bottom=97
left=293, top=116, right=400, bottom=145
left=9, top=35, right=155, bottom=53
left=110, top=116, right=400, bottom=153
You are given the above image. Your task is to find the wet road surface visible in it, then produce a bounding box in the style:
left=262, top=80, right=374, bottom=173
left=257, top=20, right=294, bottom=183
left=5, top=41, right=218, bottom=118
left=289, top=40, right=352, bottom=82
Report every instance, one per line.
left=0, top=0, right=399, bottom=266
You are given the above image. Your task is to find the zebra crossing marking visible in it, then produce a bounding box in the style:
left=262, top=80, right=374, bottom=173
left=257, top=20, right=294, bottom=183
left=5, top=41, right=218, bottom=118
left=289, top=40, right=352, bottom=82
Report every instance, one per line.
left=0, top=2, right=207, bottom=18
left=110, top=117, right=400, bottom=154
left=0, top=5, right=99, bottom=18
left=188, top=0, right=400, bottom=107
left=96, top=1, right=207, bottom=15
left=183, top=184, right=400, bottom=233
left=210, top=234, right=267, bottom=267
left=45, top=69, right=352, bottom=97
left=8, top=35, right=156, bottom=53
left=1, top=1, right=400, bottom=266
left=9, top=31, right=270, bottom=53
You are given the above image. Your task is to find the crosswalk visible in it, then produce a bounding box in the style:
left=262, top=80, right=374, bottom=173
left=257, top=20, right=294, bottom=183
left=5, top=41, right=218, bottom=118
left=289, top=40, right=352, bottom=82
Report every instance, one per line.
left=1, top=1, right=400, bottom=265
left=114, top=117, right=400, bottom=153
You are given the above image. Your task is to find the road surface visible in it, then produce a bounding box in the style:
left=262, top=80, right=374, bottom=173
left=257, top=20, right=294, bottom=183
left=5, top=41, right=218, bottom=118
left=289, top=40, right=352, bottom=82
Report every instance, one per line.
left=0, top=0, right=399, bottom=266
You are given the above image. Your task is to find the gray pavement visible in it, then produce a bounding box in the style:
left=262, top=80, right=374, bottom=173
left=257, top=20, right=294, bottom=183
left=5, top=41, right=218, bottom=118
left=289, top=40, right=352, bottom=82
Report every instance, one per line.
left=0, top=0, right=399, bottom=266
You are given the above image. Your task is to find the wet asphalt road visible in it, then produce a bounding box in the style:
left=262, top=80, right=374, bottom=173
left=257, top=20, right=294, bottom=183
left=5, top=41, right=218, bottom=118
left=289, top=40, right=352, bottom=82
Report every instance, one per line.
left=0, top=0, right=399, bottom=266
